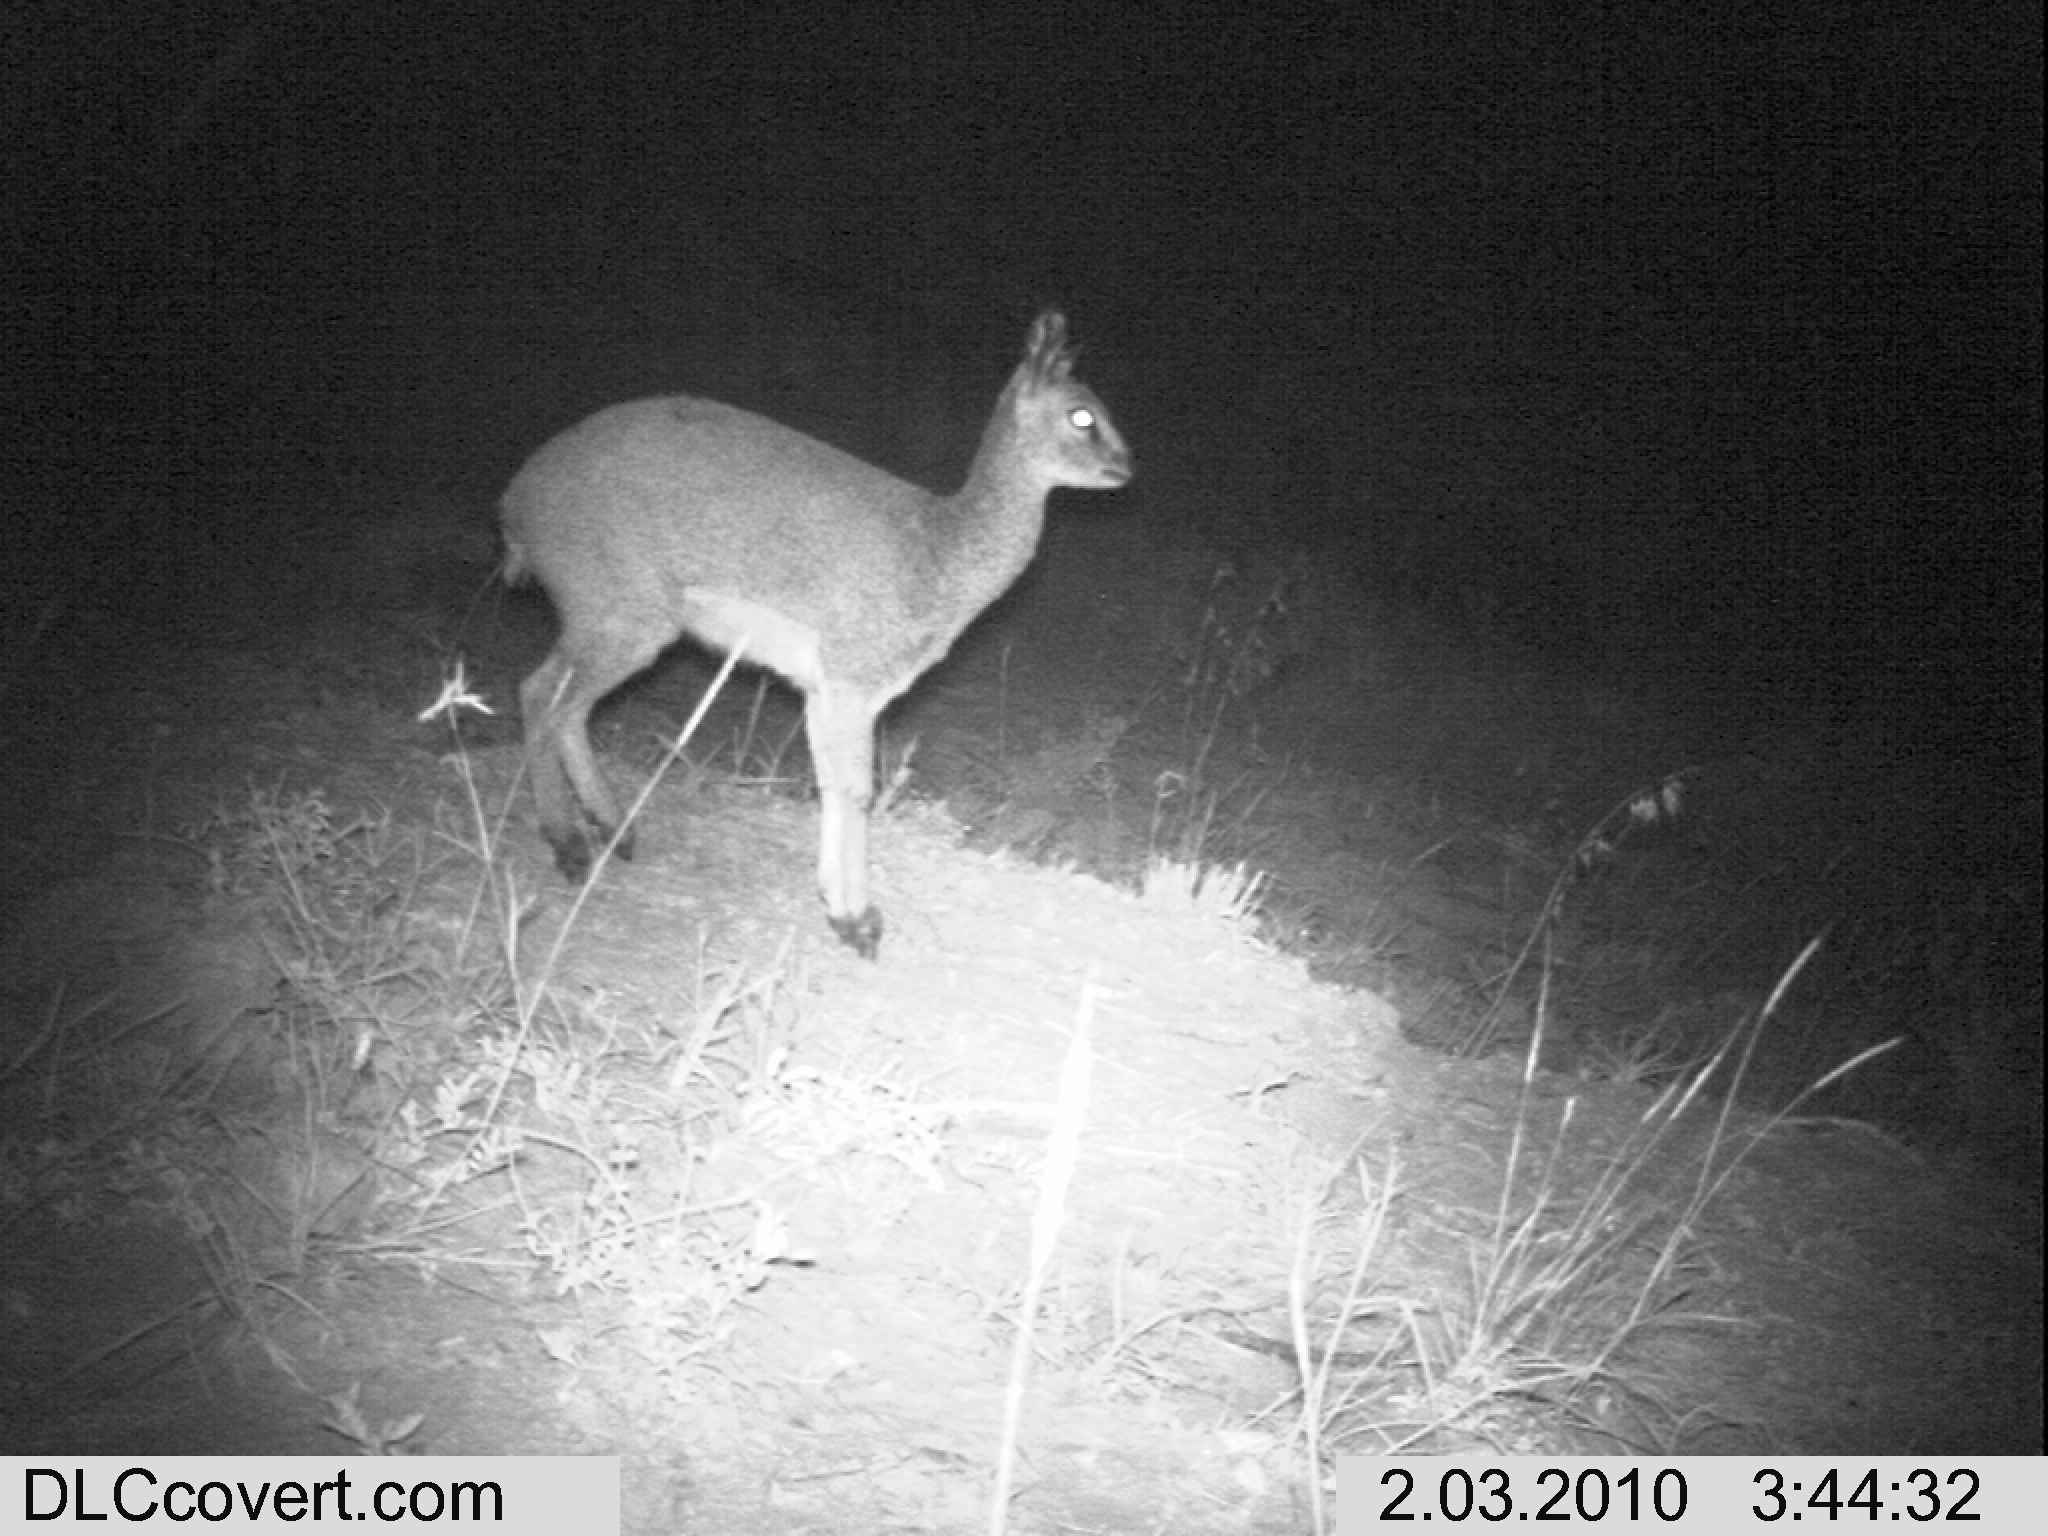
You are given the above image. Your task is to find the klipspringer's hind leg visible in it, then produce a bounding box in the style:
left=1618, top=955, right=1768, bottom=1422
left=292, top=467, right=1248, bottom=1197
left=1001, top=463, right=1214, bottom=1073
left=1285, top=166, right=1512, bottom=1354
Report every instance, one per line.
left=519, top=650, right=598, bottom=880
left=519, top=639, right=646, bottom=881
left=805, top=686, right=882, bottom=957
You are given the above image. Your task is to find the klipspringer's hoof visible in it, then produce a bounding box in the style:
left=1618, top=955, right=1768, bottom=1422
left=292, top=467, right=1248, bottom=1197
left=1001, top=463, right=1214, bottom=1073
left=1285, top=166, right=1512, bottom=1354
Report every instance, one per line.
left=546, top=823, right=634, bottom=884
left=829, top=906, right=884, bottom=960
left=547, top=832, right=594, bottom=885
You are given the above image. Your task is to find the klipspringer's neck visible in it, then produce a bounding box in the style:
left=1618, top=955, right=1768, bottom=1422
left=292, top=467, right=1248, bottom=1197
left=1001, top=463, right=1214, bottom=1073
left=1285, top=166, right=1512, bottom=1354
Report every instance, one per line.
left=941, top=405, right=1054, bottom=598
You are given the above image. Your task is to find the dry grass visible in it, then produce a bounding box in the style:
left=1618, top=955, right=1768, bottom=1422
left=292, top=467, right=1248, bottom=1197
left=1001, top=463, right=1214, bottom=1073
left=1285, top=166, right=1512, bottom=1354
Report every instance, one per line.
left=0, top=652, right=1921, bottom=1516
left=1271, top=936, right=1902, bottom=1516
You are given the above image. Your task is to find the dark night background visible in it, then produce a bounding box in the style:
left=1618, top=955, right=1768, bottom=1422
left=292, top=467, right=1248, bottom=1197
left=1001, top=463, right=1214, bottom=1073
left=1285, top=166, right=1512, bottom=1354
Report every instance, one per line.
left=10, top=2, right=2039, bottom=772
